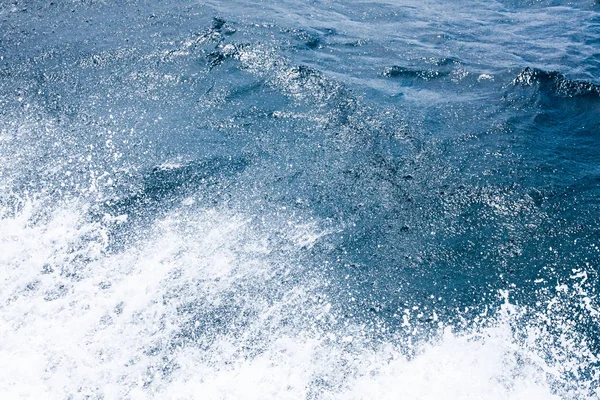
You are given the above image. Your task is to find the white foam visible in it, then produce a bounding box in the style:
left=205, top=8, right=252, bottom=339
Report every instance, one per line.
left=0, top=197, right=598, bottom=399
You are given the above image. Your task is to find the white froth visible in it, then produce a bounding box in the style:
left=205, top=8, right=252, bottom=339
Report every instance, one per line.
left=1, top=197, right=598, bottom=399
left=0, top=201, right=291, bottom=398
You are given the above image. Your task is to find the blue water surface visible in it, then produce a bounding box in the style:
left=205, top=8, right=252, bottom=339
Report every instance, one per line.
left=1, top=0, right=600, bottom=398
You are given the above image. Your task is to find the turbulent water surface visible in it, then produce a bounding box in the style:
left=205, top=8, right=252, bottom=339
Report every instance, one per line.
left=1, top=0, right=600, bottom=398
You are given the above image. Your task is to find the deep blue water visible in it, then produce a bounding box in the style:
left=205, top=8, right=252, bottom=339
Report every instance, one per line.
left=1, top=0, right=600, bottom=398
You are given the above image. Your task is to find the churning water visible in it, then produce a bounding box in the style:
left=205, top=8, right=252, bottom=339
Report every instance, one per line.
left=1, top=0, right=600, bottom=398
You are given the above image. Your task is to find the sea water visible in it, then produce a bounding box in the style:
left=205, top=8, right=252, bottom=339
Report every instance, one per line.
left=1, top=0, right=599, bottom=398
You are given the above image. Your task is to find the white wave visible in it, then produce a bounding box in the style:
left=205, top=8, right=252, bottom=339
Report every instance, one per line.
left=0, top=197, right=598, bottom=399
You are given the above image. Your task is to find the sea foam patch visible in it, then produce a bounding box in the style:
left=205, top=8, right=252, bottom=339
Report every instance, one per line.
left=1, top=195, right=598, bottom=399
